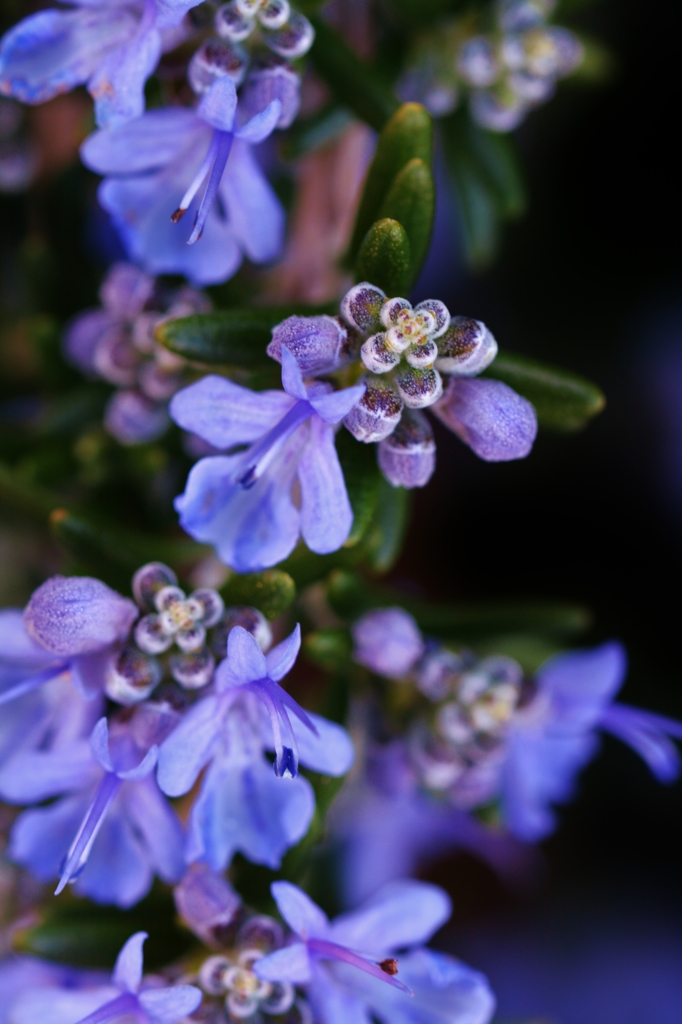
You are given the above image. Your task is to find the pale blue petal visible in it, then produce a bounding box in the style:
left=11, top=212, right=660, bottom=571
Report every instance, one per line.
left=70, top=650, right=112, bottom=699
left=197, top=76, right=237, bottom=131
left=8, top=792, right=89, bottom=880
left=352, top=608, right=424, bottom=679
left=153, top=0, right=205, bottom=28
left=123, top=777, right=186, bottom=882
left=309, top=383, right=366, bottom=424
left=254, top=943, right=312, bottom=984
left=0, top=740, right=96, bottom=803
left=112, top=931, right=146, bottom=992
left=81, top=109, right=201, bottom=174
left=334, top=948, right=496, bottom=1024
left=277, top=711, right=354, bottom=776
left=116, top=745, right=158, bottom=781
left=175, top=436, right=303, bottom=572
left=270, top=880, right=329, bottom=938
left=227, top=625, right=267, bottom=683
left=90, top=716, right=115, bottom=772
left=89, top=26, right=161, bottom=128
left=138, top=986, right=203, bottom=1022
left=298, top=417, right=353, bottom=554
left=537, top=641, right=627, bottom=731
left=75, top=797, right=154, bottom=906
left=0, top=7, right=134, bottom=104
left=600, top=703, right=682, bottom=782
left=221, top=141, right=285, bottom=264
left=233, top=99, right=281, bottom=143
left=187, top=754, right=314, bottom=870
left=329, top=881, right=451, bottom=955
left=0, top=608, right=58, bottom=666
left=264, top=624, right=301, bottom=682
left=156, top=693, right=222, bottom=797
left=280, top=346, right=308, bottom=400
left=307, top=971, right=374, bottom=1024
left=23, top=576, right=137, bottom=658
left=8, top=986, right=119, bottom=1024
left=170, top=376, right=293, bottom=449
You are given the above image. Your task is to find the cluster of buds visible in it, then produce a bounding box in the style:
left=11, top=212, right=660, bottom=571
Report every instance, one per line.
left=340, top=282, right=498, bottom=487
left=409, top=647, right=525, bottom=800
left=105, top=561, right=271, bottom=704
left=64, top=263, right=210, bottom=445
left=399, top=0, right=583, bottom=131
left=186, top=0, right=313, bottom=130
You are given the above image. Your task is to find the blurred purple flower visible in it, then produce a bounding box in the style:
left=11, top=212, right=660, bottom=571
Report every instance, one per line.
left=0, top=0, right=199, bottom=128
left=81, top=77, right=284, bottom=286
left=157, top=624, right=354, bottom=870
left=255, top=879, right=496, bottom=1024
left=353, top=608, right=425, bottom=679
left=171, top=347, right=365, bottom=572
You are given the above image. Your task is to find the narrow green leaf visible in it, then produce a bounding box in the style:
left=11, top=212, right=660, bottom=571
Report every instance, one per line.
left=349, top=102, right=433, bottom=261
left=355, top=218, right=411, bottom=297
left=336, top=429, right=382, bottom=548
left=378, top=157, right=435, bottom=286
left=308, top=16, right=399, bottom=132
left=484, top=350, right=606, bottom=431
left=396, top=598, right=591, bottom=639
left=155, top=306, right=333, bottom=367
left=441, top=111, right=501, bottom=268
left=364, top=475, right=412, bottom=572
left=468, top=126, right=526, bottom=219
left=220, top=569, right=296, bottom=620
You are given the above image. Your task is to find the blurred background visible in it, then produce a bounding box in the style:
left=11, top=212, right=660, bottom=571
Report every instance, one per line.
left=1, top=0, right=681, bottom=1019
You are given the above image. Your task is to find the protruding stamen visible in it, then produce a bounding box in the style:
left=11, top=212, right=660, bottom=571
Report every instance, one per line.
left=55, top=772, right=122, bottom=894
left=188, top=131, right=234, bottom=245
left=235, top=401, right=312, bottom=489
left=172, top=134, right=220, bottom=225
left=307, top=938, right=412, bottom=994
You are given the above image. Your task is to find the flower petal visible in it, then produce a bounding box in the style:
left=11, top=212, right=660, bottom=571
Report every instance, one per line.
left=123, top=777, right=186, bottom=882
left=280, top=345, right=308, bottom=400
left=599, top=703, right=682, bottom=783
left=254, top=943, right=312, bottom=984
left=156, top=694, right=223, bottom=797
left=112, top=931, right=147, bottom=992
left=0, top=741, right=96, bottom=803
left=271, top=880, right=329, bottom=938
left=298, top=417, right=353, bottom=554
left=220, top=140, right=285, bottom=264
left=264, top=623, right=301, bottom=682
left=309, top=384, right=367, bottom=425
left=89, top=26, right=161, bottom=128
left=138, top=986, right=203, bottom=1022
left=432, top=377, right=537, bottom=461
left=227, top=624, right=267, bottom=683
left=196, top=76, right=237, bottom=132
left=81, top=108, right=201, bottom=174
left=537, top=641, right=627, bottom=731
left=233, top=98, right=281, bottom=143
left=23, top=576, right=137, bottom=658
left=266, top=710, right=354, bottom=777
left=352, top=608, right=424, bottom=679
left=169, top=375, right=293, bottom=449
left=329, top=880, right=451, bottom=954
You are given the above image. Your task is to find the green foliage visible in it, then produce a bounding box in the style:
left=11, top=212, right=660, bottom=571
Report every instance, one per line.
left=336, top=429, right=383, bottom=548
left=308, top=16, right=399, bottom=131
left=220, top=569, right=296, bottom=620
left=377, top=158, right=435, bottom=286
left=303, top=627, right=353, bottom=670
left=441, top=109, right=526, bottom=268
left=349, top=103, right=433, bottom=262
left=486, top=350, right=606, bottom=431
left=355, top=218, right=412, bottom=296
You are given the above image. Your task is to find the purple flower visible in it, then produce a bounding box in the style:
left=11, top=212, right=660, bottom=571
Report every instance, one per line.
left=157, top=624, right=354, bottom=870
left=0, top=956, right=114, bottom=1024
left=0, top=576, right=137, bottom=707
left=0, top=0, right=200, bottom=129
left=171, top=347, right=365, bottom=572
left=3, top=702, right=185, bottom=907
left=353, top=608, right=426, bottom=679
left=276, top=283, right=537, bottom=491
left=81, top=77, right=284, bottom=286
left=255, top=879, right=496, bottom=1024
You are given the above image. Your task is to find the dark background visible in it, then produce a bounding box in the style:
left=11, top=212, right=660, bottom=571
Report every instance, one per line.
left=407, top=0, right=682, bottom=1018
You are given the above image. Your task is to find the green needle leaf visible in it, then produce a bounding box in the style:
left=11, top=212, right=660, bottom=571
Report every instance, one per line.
left=355, top=218, right=412, bottom=297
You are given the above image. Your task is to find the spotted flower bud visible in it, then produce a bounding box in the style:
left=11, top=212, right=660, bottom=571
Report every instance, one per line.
left=105, top=645, right=163, bottom=704
left=340, top=282, right=386, bottom=335
left=133, top=562, right=178, bottom=610
left=378, top=409, right=436, bottom=488
left=210, top=606, right=272, bottom=656
left=353, top=607, right=425, bottom=678
left=264, top=11, right=315, bottom=59
left=435, top=317, right=498, bottom=376
left=457, top=37, right=499, bottom=88
left=215, top=1, right=253, bottom=40
left=267, top=314, right=353, bottom=376
left=239, top=56, right=301, bottom=130
left=170, top=648, right=216, bottom=688
left=393, top=365, right=443, bottom=409
left=415, top=646, right=465, bottom=701
left=361, top=333, right=401, bottom=374
left=343, top=376, right=403, bottom=443
left=188, top=38, right=248, bottom=94
left=174, top=862, right=241, bottom=947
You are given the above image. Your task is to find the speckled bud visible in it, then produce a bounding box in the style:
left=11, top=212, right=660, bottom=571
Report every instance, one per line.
left=99, top=263, right=154, bottom=320
left=170, top=648, right=215, bottom=689
left=175, top=863, right=241, bottom=947
left=341, top=283, right=386, bottom=335
left=24, top=576, right=138, bottom=657
left=268, top=315, right=352, bottom=376
left=361, top=333, right=400, bottom=374
left=210, top=606, right=272, bottom=657
left=394, top=365, right=443, bottom=408
left=215, top=0, right=253, bottom=40
left=433, top=376, right=537, bottom=460
left=470, top=89, right=527, bottom=132
left=435, top=317, right=498, bottom=376
left=259, top=0, right=290, bottom=30
left=343, top=376, right=403, bottom=443
left=457, top=37, right=499, bottom=88
left=188, top=39, right=248, bottom=95
left=133, top=562, right=178, bottom=609
left=377, top=410, right=436, bottom=488
left=353, top=607, right=425, bottom=679
left=105, top=645, right=162, bottom=704
left=414, top=299, right=451, bottom=337
left=405, top=338, right=438, bottom=369
left=263, top=12, right=314, bottom=59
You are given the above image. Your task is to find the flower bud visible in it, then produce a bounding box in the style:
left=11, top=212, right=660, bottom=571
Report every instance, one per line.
left=170, top=648, right=216, bottom=688
left=239, top=57, right=301, bottom=130
left=99, top=263, right=154, bottom=320
left=175, top=862, right=241, bottom=947
left=92, top=329, right=138, bottom=387
left=353, top=607, right=425, bottom=678
left=263, top=11, right=315, bottom=58
left=435, top=317, right=498, bottom=376
left=215, top=0, right=253, bottom=40
left=135, top=613, right=173, bottom=654
left=258, top=0, right=290, bottom=30
left=343, top=376, right=403, bottom=443
left=361, top=333, right=400, bottom=374
left=138, top=361, right=182, bottom=402
left=104, top=390, right=169, bottom=445
left=415, top=646, right=464, bottom=701
left=210, top=606, right=272, bottom=657
left=192, top=588, right=225, bottom=627
left=470, top=89, right=527, bottom=132
left=133, top=562, right=178, bottom=609
left=175, top=622, right=207, bottom=653
left=509, top=71, right=554, bottom=104
left=155, top=584, right=186, bottom=613
left=394, top=365, right=443, bottom=408
left=188, top=38, right=248, bottom=94
left=105, top=645, right=162, bottom=704
left=377, top=409, right=436, bottom=488
left=499, top=0, right=554, bottom=33
left=457, top=37, right=499, bottom=88
left=268, top=315, right=351, bottom=376
left=24, top=576, right=137, bottom=657
left=413, top=298, right=451, bottom=337
left=405, top=338, right=438, bottom=369
left=341, top=283, right=386, bottom=335
left=433, top=376, right=537, bottom=461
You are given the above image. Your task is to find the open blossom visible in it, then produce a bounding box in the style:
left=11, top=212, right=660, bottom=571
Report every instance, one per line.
left=0, top=0, right=201, bottom=128
left=272, top=282, right=537, bottom=490
left=81, top=77, right=284, bottom=286
left=64, top=262, right=210, bottom=445
left=158, top=624, right=354, bottom=870
left=171, top=347, right=365, bottom=572
left=255, top=880, right=496, bottom=1024
left=0, top=700, right=185, bottom=907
